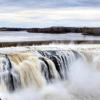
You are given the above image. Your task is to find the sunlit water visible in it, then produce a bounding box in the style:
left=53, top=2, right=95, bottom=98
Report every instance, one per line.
left=0, top=31, right=99, bottom=42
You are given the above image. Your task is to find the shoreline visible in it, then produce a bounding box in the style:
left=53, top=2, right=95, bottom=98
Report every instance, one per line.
left=0, top=27, right=100, bottom=36
left=0, top=40, right=99, bottom=47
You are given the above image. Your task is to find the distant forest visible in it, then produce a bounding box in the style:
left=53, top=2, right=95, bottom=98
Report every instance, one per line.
left=0, top=27, right=100, bottom=36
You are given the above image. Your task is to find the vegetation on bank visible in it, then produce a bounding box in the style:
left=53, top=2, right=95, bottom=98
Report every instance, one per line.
left=0, top=27, right=100, bottom=36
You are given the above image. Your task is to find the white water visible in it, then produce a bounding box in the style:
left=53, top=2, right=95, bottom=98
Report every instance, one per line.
left=1, top=57, right=100, bottom=100
left=0, top=45, right=100, bottom=100
left=0, top=31, right=99, bottom=42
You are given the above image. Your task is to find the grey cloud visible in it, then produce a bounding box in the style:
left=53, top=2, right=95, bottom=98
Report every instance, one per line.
left=0, top=0, right=100, bottom=9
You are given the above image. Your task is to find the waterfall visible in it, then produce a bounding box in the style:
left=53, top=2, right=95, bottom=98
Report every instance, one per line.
left=0, top=46, right=100, bottom=100
left=39, top=57, right=60, bottom=83
left=8, top=53, right=47, bottom=90
left=0, top=54, right=17, bottom=92
left=0, top=49, right=84, bottom=93
left=38, top=50, right=82, bottom=80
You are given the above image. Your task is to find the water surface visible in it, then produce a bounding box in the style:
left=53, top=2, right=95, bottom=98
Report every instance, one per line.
left=0, top=31, right=100, bottom=42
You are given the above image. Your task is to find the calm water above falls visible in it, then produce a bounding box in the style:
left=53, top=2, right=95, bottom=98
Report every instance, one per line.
left=0, top=31, right=100, bottom=42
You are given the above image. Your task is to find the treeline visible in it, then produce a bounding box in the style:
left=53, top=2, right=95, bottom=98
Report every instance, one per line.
left=0, top=27, right=27, bottom=31
left=27, top=27, right=100, bottom=35
left=0, top=27, right=100, bottom=36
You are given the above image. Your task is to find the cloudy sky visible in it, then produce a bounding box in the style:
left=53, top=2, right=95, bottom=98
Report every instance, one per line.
left=0, top=0, right=100, bottom=27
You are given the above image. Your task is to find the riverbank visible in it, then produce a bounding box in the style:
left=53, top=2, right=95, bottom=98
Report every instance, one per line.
left=0, top=27, right=100, bottom=36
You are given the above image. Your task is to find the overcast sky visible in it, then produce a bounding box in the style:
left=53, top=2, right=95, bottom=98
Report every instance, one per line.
left=0, top=0, right=100, bottom=27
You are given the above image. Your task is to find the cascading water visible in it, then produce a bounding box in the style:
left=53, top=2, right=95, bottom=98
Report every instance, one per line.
left=0, top=50, right=82, bottom=92
left=38, top=50, right=82, bottom=80
left=0, top=54, right=21, bottom=92
left=0, top=45, right=100, bottom=100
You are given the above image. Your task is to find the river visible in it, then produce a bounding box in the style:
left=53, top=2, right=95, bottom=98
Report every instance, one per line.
left=0, top=31, right=99, bottom=42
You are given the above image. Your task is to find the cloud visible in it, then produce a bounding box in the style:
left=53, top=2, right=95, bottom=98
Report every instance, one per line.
left=0, top=8, right=100, bottom=27
left=0, top=0, right=100, bottom=10
left=0, top=0, right=100, bottom=27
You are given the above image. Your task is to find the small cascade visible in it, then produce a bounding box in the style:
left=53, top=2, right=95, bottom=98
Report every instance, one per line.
left=8, top=53, right=47, bottom=90
left=0, top=54, right=17, bottom=92
left=38, top=50, right=82, bottom=80
left=39, top=57, right=60, bottom=83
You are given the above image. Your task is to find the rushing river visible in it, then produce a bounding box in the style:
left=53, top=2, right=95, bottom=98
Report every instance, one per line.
left=0, top=45, right=100, bottom=100
left=0, top=31, right=100, bottom=42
